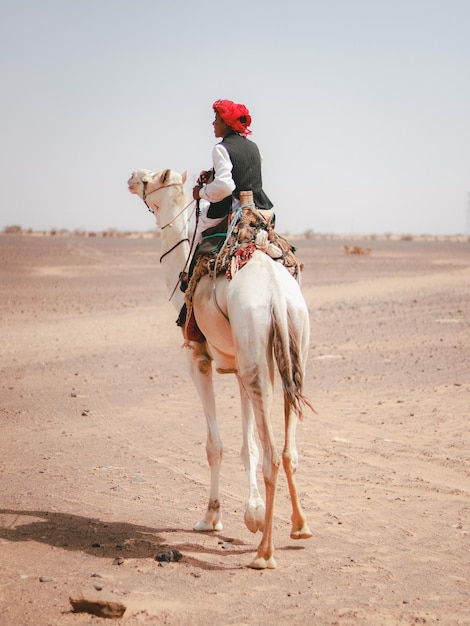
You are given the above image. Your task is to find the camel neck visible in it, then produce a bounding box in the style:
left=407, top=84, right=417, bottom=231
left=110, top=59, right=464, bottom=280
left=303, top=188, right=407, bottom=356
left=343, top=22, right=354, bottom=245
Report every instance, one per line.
left=159, top=203, right=190, bottom=313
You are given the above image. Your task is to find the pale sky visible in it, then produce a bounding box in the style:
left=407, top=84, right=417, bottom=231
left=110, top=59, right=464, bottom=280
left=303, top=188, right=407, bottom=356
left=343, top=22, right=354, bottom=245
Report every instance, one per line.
left=1, top=0, right=469, bottom=235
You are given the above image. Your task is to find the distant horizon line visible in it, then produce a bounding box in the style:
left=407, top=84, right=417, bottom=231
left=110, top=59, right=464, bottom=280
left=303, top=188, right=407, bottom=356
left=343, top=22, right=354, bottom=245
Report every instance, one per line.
left=1, top=225, right=468, bottom=242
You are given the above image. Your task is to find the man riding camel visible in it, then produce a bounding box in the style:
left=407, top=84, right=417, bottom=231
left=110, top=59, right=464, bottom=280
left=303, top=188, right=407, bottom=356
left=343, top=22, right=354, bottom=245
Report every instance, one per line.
left=192, top=99, right=274, bottom=244
left=178, top=99, right=299, bottom=341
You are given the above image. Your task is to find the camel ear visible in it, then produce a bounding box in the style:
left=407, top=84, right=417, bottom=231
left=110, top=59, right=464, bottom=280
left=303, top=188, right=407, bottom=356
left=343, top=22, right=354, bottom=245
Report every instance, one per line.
left=161, top=169, right=171, bottom=184
left=181, top=170, right=187, bottom=184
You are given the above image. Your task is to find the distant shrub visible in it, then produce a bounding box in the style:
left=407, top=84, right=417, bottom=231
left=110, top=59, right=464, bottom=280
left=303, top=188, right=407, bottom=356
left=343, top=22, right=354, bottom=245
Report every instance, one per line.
left=4, top=225, right=22, bottom=234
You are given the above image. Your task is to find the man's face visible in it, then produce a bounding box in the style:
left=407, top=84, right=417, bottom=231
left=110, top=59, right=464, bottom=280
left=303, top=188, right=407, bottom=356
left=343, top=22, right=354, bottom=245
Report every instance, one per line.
left=213, top=112, right=230, bottom=138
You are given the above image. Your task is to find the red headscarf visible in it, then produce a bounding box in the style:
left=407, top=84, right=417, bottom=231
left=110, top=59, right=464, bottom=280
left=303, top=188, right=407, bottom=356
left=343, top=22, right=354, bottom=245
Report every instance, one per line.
left=213, top=99, right=252, bottom=137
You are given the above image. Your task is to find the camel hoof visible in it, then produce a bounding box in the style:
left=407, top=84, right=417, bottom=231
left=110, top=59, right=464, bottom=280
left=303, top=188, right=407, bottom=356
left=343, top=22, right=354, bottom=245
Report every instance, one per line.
left=193, top=519, right=223, bottom=532
left=248, top=555, right=277, bottom=570
left=244, top=504, right=265, bottom=534
left=290, top=524, right=313, bottom=540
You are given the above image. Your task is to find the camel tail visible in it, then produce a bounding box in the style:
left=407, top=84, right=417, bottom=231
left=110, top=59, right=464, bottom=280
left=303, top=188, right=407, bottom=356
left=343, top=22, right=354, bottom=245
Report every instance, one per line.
left=272, top=300, right=314, bottom=421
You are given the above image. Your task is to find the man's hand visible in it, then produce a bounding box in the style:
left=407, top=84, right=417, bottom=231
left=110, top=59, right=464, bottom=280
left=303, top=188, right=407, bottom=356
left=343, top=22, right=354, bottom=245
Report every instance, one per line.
left=198, top=169, right=213, bottom=185
left=194, top=169, right=213, bottom=199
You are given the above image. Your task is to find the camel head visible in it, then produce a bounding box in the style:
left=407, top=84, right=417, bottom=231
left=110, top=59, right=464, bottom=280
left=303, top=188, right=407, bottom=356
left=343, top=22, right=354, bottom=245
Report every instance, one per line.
left=127, top=169, right=188, bottom=199
left=127, top=169, right=151, bottom=197
left=142, top=169, right=188, bottom=195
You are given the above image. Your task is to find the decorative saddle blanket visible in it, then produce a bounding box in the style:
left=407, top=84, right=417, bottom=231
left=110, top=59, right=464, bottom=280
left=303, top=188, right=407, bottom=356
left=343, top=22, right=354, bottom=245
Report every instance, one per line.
left=197, top=206, right=301, bottom=279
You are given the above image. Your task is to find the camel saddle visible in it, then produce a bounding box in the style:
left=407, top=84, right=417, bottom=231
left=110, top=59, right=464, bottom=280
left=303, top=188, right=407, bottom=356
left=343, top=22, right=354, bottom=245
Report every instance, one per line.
left=181, top=206, right=302, bottom=342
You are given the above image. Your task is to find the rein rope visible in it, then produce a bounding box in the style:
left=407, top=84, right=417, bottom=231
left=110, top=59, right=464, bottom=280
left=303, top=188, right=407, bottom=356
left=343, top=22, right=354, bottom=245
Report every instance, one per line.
left=159, top=238, right=189, bottom=264
left=140, top=178, right=199, bottom=302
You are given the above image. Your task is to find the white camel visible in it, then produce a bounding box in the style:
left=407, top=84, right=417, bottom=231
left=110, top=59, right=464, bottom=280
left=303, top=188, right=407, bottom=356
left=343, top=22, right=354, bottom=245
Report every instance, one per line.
left=128, top=168, right=312, bottom=569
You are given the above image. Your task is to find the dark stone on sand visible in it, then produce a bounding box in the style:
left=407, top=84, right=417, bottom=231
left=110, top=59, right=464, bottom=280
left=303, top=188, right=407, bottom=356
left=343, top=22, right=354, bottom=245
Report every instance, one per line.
left=70, top=592, right=126, bottom=618
left=155, top=549, right=183, bottom=563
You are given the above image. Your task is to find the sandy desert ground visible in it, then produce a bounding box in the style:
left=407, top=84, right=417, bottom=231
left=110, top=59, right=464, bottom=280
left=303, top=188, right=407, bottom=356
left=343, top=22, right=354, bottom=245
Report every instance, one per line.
left=0, top=232, right=469, bottom=625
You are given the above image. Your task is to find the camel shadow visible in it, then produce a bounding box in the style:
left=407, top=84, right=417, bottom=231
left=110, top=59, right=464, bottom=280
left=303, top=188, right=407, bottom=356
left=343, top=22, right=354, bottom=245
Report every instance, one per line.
left=0, top=508, right=253, bottom=571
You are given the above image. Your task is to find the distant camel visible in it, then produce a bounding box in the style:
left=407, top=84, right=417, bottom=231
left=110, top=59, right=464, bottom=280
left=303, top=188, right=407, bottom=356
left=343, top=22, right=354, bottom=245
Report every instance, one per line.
left=343, top=244, right=371, bottom=255
left=128, top=168, right=312, bottom=569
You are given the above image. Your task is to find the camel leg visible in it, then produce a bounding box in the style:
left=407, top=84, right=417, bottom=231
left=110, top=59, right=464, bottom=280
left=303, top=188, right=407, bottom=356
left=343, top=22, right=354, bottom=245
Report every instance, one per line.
left=236, top=375, right=265, bottom=534
left=229, top=304, right=278, bottom=567
left=249, top=406, right=280, bottom=570
left=282, top=399, right=312, bottom=540
left=186, top=343, right=223, bottom=532
left=236, top=361, right=279, bottom=569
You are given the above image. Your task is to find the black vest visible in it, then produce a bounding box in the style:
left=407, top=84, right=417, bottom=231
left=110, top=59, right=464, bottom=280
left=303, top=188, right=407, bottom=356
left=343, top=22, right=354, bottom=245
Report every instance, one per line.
left=207, top=132, right=273, bottom=219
